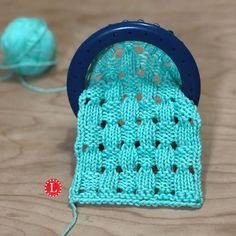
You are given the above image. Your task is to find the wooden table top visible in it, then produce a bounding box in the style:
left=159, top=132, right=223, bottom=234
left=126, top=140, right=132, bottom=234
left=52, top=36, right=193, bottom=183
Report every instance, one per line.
left=0, top=0, right=236, bottom=235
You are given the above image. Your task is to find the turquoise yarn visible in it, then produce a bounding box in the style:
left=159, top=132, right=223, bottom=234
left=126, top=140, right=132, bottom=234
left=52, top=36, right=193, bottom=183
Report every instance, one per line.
left=0, top=17, right=56, bottom=76
left=0, top=17, right=66, bottom=93
left=62, top=41, right=202, bottom=235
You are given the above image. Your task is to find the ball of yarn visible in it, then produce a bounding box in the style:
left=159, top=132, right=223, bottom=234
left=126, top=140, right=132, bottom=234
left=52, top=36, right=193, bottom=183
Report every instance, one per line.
left=0, top=17, right=56, bottom=76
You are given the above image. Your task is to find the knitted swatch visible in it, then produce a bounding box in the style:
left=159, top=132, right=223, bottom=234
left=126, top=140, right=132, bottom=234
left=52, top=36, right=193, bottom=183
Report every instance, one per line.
left=69, top=41, right=202, bottom=208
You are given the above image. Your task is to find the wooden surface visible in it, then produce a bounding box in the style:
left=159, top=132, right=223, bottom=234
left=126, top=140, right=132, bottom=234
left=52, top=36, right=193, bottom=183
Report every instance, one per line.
left=0, top=0, right=236, bottom=235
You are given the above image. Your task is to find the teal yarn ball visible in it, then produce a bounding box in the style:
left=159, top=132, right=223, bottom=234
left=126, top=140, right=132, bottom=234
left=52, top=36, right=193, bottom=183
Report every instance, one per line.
left=0, top=17, right=56, bottom=76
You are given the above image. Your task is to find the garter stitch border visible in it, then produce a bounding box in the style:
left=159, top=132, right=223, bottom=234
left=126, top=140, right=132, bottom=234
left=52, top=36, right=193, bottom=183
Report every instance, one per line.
left=69, top=41, right=203, bottom=209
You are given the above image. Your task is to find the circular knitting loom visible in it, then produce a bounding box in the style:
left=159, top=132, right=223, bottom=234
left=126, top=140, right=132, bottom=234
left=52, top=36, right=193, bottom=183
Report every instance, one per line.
left=62, top=20, right=203, bottom=236
left=67, top=20, right=200, bottom=116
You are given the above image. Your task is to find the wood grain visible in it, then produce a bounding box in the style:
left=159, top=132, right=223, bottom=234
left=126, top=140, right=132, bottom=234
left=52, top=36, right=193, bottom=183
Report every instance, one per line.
left=0, top=0, right=236, bottom=235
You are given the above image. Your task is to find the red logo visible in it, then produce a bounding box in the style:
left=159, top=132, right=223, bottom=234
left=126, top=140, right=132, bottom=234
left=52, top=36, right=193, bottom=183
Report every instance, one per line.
left=44, top=178, right=62, bottom=197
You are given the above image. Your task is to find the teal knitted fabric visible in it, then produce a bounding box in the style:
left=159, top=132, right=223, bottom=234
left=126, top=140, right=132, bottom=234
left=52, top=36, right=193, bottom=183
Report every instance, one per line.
left=69, top=41, right=202, bottom=208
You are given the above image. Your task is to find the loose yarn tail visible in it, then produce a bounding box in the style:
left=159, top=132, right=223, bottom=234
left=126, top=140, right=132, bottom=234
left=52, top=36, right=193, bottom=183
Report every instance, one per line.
left=19, top=76, right=66, bottom=93
left=0, top=62, right=66, bottom=93
left=0, top=72, right=13, bottom=81
left=0, top=60, right=57, bottom=70
left=61, top=203, right=78, bottom=236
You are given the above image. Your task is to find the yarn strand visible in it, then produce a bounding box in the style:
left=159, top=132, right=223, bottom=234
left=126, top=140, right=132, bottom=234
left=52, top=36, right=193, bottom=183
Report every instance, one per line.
left=0, top=72, right=13, bottom=81
left=0, top=60, right=57, bottom=70
left=19, top=76, right=66, bottom=93
left=61, top=203, right=78, bottom=236
left=0, top=57, right=65, bottom=93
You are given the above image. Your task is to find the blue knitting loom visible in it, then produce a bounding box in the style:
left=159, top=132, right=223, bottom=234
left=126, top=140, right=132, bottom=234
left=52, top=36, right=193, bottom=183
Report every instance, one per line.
left=67, top=20, right=200, bottom=116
